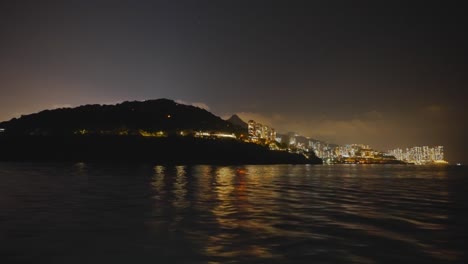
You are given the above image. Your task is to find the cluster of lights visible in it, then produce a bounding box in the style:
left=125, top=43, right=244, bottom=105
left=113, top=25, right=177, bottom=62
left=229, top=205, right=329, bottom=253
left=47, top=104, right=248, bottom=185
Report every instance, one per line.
left=195, top=131, right=236, bottom=139
left=387, top=146, right=446, bottom=164
left=139, top=130, right=166, bottom=137
left=247, top=120, right=276, bottom=143
left=309, top=142, right=379, bottom=160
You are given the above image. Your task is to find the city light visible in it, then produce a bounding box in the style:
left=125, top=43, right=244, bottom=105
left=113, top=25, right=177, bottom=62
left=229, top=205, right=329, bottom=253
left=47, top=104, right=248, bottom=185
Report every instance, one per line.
left=139, top=130, right=167, bottom=137
left=247, top=120, right=276, bottom=143
left=388, top=146, right=447, bottom=165
left=195, top=131, right=236, bottom=139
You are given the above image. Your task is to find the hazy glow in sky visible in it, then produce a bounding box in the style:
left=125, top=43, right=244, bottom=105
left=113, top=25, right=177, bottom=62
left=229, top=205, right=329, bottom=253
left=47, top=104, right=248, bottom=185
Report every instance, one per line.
left=0, top=1, right=466, bottom=162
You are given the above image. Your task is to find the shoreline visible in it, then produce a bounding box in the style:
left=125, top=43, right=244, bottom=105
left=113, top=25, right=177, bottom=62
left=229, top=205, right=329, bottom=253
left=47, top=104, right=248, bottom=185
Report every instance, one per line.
left=0, top=135, right=322, bottom=165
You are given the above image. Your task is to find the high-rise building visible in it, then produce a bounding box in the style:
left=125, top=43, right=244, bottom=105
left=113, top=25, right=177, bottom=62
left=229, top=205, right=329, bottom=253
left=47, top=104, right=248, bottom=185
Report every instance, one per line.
left=247, top=119, right=277, bottom=143
left=387, top=146, right=445, bottom=164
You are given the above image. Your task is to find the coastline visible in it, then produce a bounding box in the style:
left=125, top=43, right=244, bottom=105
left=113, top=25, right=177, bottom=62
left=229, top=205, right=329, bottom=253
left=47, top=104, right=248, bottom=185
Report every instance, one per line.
left=0, top=135, right=322, bottom=165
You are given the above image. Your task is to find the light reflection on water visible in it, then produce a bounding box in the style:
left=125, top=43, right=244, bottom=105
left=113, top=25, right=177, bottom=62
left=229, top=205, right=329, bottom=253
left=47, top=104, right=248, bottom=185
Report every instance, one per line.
left=0, top=163, right=467, bottom=263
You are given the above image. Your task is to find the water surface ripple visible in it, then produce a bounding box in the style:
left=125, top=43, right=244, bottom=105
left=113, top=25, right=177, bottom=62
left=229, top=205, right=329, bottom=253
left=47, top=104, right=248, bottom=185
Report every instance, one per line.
left=1, top=163, right=466, bottom=263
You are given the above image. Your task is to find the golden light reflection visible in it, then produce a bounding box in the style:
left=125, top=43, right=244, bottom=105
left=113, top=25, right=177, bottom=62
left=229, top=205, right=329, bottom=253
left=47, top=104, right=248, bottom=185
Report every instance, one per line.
left=192, top=165, right=216, bottom=203
left=203, top=166, right=281, bottom=260
left=144, top=165, right=458, bottom=262
left=173, top=166, right=188, bottom=209
left=212, top=167, right=235, bottom=220
left=147, top=165, right=168, bottom=231
left=151, top=165, right=165, bottom=197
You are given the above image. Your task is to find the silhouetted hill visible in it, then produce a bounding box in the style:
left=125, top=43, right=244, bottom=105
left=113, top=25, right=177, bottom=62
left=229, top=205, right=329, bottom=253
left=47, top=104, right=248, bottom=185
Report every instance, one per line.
left=0, top=99, right=322, bottom=164
left=227, top=114, right=248, bottom=129
left=0, top=99, right=244, bottom=136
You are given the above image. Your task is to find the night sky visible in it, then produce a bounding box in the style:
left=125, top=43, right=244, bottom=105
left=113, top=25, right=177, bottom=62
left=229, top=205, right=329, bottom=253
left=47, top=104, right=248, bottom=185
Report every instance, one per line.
left=1, top=1, right=467, bottom=163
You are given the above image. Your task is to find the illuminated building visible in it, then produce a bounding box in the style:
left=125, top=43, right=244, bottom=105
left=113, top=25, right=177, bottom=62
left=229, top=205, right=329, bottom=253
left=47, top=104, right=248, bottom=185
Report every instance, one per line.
left=289, top=136, right=296, bottom=146
left=387, top=146, right=446, bottom=164
left=269, top=128, right=276, bottom=142
left=247, top=119, right=277, bottom=143
left=360, top=149, right=374, bottom=158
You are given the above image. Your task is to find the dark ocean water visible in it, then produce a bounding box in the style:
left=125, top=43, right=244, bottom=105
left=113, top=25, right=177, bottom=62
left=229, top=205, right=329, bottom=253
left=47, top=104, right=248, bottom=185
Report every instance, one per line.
left=0, top=163, right=467, bottom=263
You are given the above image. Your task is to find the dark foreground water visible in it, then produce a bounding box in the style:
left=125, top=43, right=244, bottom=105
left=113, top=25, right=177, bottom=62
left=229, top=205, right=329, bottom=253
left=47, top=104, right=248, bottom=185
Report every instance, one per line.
left=0, top=163, right=467, bottom=263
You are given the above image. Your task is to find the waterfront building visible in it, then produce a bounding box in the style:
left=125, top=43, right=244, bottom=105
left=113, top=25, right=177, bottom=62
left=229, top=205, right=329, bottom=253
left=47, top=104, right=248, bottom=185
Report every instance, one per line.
left=387, top=146, right=446, bottom=164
